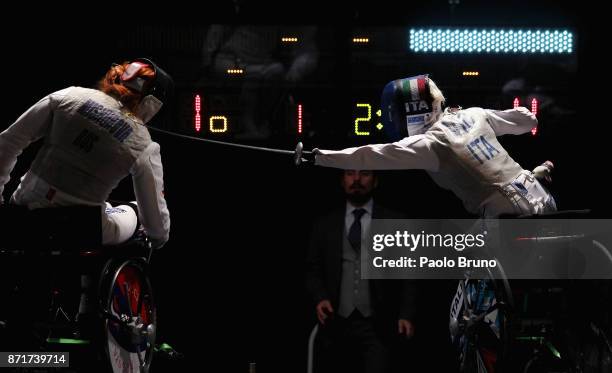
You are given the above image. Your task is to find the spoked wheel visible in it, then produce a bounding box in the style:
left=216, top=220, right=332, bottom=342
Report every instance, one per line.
left=451, top=265, right=514, bottom=373
left=99, top=258, right=156, bottom=373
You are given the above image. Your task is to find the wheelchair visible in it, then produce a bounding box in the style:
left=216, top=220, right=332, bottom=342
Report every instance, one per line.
left=449, top=209, right=612, bottom=373
left=0, top=204, right=157, bottom=373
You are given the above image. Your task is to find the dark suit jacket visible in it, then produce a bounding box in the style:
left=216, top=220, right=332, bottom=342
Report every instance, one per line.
left=305, top=202, right=417, bottom=325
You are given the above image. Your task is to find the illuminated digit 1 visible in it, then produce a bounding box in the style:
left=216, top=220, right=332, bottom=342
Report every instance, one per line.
left=297, top=103, right=303, bottom=134
left=531, top=98, right=538, bottom=135
left=195, top=95, right=201, bottom=132
left=355, top=103, right=371, bottom=136
left=210, top=116, right=228, bottom=133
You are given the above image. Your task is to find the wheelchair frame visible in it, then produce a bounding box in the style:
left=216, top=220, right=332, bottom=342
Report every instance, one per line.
left=0, top=205, right=157, bottom=373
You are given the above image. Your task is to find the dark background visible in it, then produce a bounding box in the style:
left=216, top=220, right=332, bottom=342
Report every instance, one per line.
left=1, top=1, right=609, bottom=372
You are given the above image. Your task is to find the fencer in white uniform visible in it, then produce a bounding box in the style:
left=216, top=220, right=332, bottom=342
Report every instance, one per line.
left=0, top=58, right=171, bottom=248
left=314, top=74, right=556, bottom=218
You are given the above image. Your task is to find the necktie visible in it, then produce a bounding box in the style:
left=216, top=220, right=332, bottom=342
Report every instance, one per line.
left=348, top=208, right=366, bottom=252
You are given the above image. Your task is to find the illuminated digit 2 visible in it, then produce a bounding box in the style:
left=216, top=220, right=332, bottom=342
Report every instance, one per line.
left=355, top=103, right=371, bottom=136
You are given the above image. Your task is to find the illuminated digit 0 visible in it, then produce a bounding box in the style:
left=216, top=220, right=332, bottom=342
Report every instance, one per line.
left=210, top=116, right=228, bottom=133
left=355, top=103, right=371, bottom=136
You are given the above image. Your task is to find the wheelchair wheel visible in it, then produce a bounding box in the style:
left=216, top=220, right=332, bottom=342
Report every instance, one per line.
left=451, top=266, right=514, bottom=373
left=100, top=258, right=156, bottom=373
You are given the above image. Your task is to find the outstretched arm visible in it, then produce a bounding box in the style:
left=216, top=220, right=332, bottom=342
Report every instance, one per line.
left=485, top=107, right=537, bottom=136
left=314, top=135, right=439, bottom=171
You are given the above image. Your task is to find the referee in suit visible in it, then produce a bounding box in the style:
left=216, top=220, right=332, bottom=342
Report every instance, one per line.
left=306, top=169, right=416, bottom=373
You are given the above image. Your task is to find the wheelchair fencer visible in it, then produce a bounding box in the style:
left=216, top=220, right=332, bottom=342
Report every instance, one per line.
left=0, top=204, right=157, bottom=373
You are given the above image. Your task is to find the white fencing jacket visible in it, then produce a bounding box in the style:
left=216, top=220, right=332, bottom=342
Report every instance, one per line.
left=316, top=107, right=556, bottom=217
left=0, top=87, right=170, bottom=248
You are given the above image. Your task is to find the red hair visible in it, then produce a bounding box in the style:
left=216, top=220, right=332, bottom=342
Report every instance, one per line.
left=97, top=61, right=155, bottom=112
